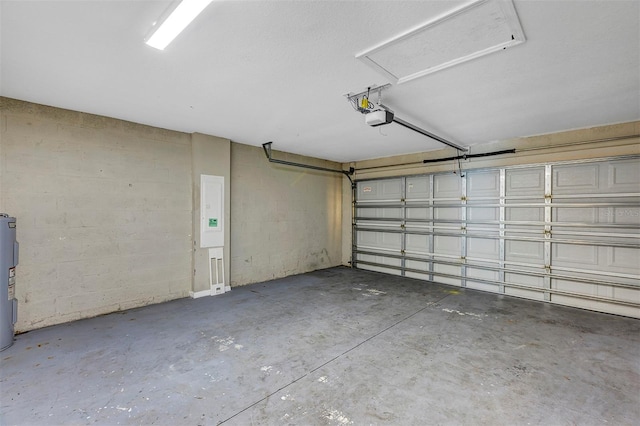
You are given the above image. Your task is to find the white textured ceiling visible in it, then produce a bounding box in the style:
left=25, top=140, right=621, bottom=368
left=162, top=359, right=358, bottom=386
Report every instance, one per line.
left=1, top=0, right=639, bottom=162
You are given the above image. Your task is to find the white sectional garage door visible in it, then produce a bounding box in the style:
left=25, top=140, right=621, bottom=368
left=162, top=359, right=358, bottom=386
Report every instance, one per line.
left=354, top=157, right=640, bottom=318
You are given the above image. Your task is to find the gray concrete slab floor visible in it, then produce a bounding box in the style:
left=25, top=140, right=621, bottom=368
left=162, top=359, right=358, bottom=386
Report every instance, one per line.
left=1, top=267, right=639, bottom=425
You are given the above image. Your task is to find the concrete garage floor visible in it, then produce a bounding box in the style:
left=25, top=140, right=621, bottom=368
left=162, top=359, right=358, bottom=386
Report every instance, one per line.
left=1, top=267, right=639, bottom=425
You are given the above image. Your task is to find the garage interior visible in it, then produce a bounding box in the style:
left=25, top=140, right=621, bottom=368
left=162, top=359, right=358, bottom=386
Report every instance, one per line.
left=0, top=0, right=639, bottom=425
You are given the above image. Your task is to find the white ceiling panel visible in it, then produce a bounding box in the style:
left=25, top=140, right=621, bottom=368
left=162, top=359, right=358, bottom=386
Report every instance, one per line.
left=1, top=0, right=638, bottom=162
left=357, top=0, right=526, bottom=83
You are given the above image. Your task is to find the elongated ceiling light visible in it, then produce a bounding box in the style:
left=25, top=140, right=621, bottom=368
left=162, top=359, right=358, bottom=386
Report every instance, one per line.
left=146, top=0, right=214, bottom=50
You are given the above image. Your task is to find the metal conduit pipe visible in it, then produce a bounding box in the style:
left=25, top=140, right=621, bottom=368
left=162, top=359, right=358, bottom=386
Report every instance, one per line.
left=262, top=142, right=354, bottom=184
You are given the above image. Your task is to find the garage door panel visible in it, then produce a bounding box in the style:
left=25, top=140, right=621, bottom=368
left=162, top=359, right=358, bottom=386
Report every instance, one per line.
left=505, top=206, right=543, bottom=230
left=357, top=253, right=402, bottom=276
left=406, top=234, right=429, bottom=253
left=434, top=206, right=461, bottom=220
left=611, top=205, right=640, bottom=224
left=433, top=263, right=461, bottom=286
left=506, top=272, right=544, bottom=289
left=467, top=267, right=499, bottom=280
left=506, top=167, right=545, bottom=196
left=553, top=164, right=600, bottom=195
left=607, top=159, right=640, bottom=192
left=467, top=281, right=500, bottom=292
left=553, top=160, right=640, bottom=195
left=359, top=264, right=402, bottom=276
left=607, top=247, right=640, bottom=272
left=357, top=230, right=381, bottom=247
left=505, top=240, right=544, bottom=263
left=468, top=224, right=500, bottom=233
left=357, top=253, right=390, bottom=264
left=467, top=170, right=500, bottom=198
left=552, top=211, right=639, bottom=235
left=357, top=231, right=401, bottom=251
left=466, top=267, right=500, bottom=293
left=363, top=233, right=401, bottom=251
left=406, top=207, right=431, bottom=220
left=553, top=245, right=639, bottom=276
left=406, top=259, right=430, bottom=272
left=406, top=176, right=430, bottom=199
left=467, top=237, right=499, bottom=260
left=434, top=235, right=460, bottom=256
left=552, top=243, right=598, bottom=266
left=552, top=204, right=640, bottom=229
left=506, top=206, right=543, bottom=220
left=355, top=158, right=640, bottom=318
left=505, top=286, right=545, bottom=301
left=612, top=286, right=640, bottom=304
left=357, top=179, right=402, bottom=201
left=468, top=206, right=498, bottom=222
left=381, top=233, right=402, bottom=249
left=552, top=295, right=639, bottom=318
left=551, top=268, right=638, bottom=292
left=505, top=268, right=546, bottom=300
left=551, top=279, right=640, bottom=302
left=357, top=207, right=402, bottom=219
left=405, top=271, right=431, bottom=280
left=434, top=174, right=461, bottom=198
left=554, top=205, right=597, bottom=223
left=553, top=279, right=596, bottom=298
left=357, top=231, right=377, bottom=247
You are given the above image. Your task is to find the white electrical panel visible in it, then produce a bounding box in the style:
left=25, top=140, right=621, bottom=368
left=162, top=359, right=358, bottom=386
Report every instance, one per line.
left=200, top=175, right=224, bottom=248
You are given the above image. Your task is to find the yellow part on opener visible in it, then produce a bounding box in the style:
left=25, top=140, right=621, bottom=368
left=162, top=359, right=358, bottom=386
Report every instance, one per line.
left=360, top=97, right=369, bottom=109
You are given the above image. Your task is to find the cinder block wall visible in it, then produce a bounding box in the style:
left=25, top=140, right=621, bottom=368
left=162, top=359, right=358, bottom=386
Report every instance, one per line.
left=230, top=143, right=343, bottom=286
left=0, top=97, right=345, bottom=331
left=0, top=98, right=193, bottom=331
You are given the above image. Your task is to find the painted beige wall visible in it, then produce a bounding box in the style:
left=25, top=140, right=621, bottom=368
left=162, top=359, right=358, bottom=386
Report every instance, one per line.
left=340, top=121, right=640, bottom=265
left=229, top=143, right=343, bottom=286
left=0, top=97, right=345, bottom=331
left=0, top=98, right=193, bottom=331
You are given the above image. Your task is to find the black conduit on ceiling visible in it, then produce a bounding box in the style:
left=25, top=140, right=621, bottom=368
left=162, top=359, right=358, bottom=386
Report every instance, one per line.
left=422, top=149, right=516, bottom=164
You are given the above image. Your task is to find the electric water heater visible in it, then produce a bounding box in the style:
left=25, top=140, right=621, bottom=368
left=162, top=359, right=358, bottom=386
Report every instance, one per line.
left=0, top=214, right=18, bottom=351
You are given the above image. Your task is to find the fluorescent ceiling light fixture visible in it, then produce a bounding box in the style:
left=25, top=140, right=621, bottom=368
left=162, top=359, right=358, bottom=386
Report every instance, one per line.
left=146, top=0, right=214, bottom=50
